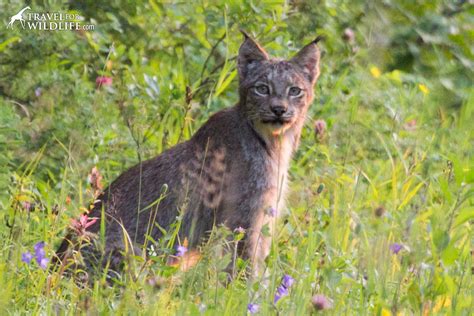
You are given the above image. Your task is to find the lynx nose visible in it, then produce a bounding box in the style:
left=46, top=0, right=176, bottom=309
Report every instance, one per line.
left=270, top=106, right=287, bottom=117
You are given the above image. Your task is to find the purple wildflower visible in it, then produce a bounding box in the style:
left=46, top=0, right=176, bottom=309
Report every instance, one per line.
left=390, top=243, right=403, bottom=255
left=266, top=207, right=277, bottom=217
left=311, top=294, right=333, bottom=311
left=34, top=241, right=48, bottom=269
left=21, top=251, right=33, bottom=264
left=38, top=257, right=49, bottom=269
left=274, top=274, right=295, bottom=304
left=274, top=284, right=289, bottom=303
left=281, top=274, right=295, bottom=288
left=176, top=245, right=188, bottom=257
left=247, top=303, right=259, bottom=314
left=35, top=87, right=42, bottom=97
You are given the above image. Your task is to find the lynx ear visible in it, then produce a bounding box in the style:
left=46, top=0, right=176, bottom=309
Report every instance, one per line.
left=290, top=36, right=322, bottom=84
left=238, top=31, right=269, bottom=80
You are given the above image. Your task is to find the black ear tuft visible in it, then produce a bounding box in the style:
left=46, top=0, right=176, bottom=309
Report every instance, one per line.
left=240, top=29, right=250, bottom=39
left=290, top=37, right=322, bottom=84
left=311, top=35, right=324, bottom=45
left=237, top=32, right=269, bottom=81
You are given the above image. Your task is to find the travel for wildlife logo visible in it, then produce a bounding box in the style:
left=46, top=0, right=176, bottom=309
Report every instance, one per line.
left=7, top=6, right=95, bottom=31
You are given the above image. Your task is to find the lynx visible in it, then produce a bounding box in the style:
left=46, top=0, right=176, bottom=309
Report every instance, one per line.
left=55, top=32, right=322, bottom=277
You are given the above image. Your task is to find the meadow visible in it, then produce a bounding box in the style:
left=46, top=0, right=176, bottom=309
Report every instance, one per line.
left=0, top=1, right=472, bottom=314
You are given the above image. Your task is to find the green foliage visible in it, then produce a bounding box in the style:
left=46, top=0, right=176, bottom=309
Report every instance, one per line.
left=0, top=0, right=472, bottom=314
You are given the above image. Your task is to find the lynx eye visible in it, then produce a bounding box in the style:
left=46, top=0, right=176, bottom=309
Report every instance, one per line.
left=288, top=87, right=302, bottom=97
left=254, top=85, right=270, bottom=96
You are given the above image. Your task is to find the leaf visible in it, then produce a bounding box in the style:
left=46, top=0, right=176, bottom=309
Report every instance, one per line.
left=432, top=229, right=450, bottom=252
left=261, top=223, right=271, bottom=237
left=398, top=182, right=424, bottom=210
left=0, top=37, right=21, bottom=52
left=407, top=282, right=422, bottom=311
left=441, top=244, right=459, bottom=266
left=453, top=207, right=474, bottom=228
left=214, top=69, right=237, bottom=98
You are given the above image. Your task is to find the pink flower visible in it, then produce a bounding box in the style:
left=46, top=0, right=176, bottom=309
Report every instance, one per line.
left=96, top=76, right=112, bottom=87
left=311, top=294, right=333, bottom=310
left=343, top=28, right=355, bottom=43
left=71, top=214, right=98, bottom=236
left=21, top=201, right=32, bottom=212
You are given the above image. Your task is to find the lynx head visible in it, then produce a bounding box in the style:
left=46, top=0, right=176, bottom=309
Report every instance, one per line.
left=237, top=32, right=321, bottom=137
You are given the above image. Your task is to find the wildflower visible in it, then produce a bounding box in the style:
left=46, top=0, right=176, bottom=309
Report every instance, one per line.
left=370, top=66, right=381, bottom=78
left=418, top=83, right=429, bottom=95
left=234, top=226, right=246, bottom=234
left=274, top=274, right=295, bottom=303
left=176, top=245, right=188, bottom=257
left=247, top=303, right=259, bottom=314
left=21, top=251, right=33, bottom=264
left=234, top=226, right=246, bottom=241
left=71, top=214, right=98, bottom=236
left=374, top=205, right=385, bottom=217
left=381, top=308, right=391, bottom=316
left=390, top=243, right=403, bottom=254
left=281, top=274, right=295, bottom=288
left=314, top=119, right=327, bottom=139
left=34, top=242, right=45, bottom=258
left=95, top=76, right=112, bottom=87
left=274, top=284, right=289, bottom=303
left=38, top=257, right=49, bottom=269
left=342, top=27, right=355, bottom=44
left=266, top=207, right=277, bottom=217
left=21, top=201, right=32, bottom=212
left=34, top=241, right=49, bottom=269
left=311, top=294, right=333, bottom=311
left=35, top=87, right=42, bottom=97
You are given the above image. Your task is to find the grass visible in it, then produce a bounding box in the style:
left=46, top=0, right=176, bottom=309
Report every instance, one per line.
left=0, top=1, right=473, bottom=315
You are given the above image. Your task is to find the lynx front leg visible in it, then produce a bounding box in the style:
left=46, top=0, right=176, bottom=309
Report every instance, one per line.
left=245, top=212, right=273, bottom=279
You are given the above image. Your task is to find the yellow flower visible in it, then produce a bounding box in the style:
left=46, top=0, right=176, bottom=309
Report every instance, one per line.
left=418, top=83, right=429, bottom=95
left=433, top=296, right=451, bottom=312
left=370, top=66, right=381, bottom=78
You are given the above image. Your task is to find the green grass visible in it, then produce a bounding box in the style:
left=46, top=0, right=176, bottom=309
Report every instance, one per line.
left=0, top=1, right=472, bottom=314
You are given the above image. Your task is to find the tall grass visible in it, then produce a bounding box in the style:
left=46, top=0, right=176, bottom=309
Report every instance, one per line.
left=0, top=1, right=472, bottom=314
